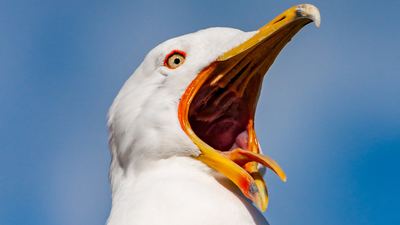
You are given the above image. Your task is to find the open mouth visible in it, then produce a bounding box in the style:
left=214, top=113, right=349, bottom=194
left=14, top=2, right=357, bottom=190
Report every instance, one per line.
left=188, top=62, right=256, bottom=153
left=178, top=4, right=320, bottom=211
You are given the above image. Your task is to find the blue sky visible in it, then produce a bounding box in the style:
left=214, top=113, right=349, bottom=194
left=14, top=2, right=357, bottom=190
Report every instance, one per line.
left=1, top=0, right=399, bottom=224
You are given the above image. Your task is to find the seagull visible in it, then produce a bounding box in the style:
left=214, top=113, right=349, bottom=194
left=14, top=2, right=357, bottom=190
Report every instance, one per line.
left=106, top=4, right=320, bottom=225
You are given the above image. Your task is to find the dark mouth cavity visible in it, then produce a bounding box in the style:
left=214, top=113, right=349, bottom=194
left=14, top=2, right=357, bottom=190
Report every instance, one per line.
left=188, top=74, right=252, bottom=151
left=188, top=85, right=249, bottom=151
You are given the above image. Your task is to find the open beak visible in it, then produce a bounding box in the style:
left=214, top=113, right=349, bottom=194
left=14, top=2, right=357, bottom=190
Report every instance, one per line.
left=178, top=4, right=320, bottom=211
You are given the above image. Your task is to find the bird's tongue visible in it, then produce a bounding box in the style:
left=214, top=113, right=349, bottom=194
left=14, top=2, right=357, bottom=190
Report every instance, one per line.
left=229, top=130, right=249, bottom=151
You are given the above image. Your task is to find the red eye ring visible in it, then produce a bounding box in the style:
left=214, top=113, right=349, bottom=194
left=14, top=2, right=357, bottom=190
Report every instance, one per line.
left=164, top=50, right=186, bottom=69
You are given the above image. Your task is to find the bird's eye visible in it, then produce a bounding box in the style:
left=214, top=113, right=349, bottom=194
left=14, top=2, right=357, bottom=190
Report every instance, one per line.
left=164, top=51, right=186, bottom=69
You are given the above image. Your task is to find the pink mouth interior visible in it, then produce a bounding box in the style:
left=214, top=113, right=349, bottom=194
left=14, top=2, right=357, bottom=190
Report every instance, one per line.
left=188, top=85, right=250, bottom=151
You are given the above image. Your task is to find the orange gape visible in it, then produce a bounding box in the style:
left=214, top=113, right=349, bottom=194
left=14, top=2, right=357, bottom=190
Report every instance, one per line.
left=177, top=57, right=286, bottom=211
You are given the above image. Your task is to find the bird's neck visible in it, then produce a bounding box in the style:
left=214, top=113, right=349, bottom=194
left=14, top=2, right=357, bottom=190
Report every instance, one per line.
left=107, top=156, right=268, bottom=225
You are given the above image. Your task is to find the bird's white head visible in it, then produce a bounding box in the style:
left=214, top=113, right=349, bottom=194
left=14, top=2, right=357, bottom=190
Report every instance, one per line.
left=108, top=4, right=320, bottom=211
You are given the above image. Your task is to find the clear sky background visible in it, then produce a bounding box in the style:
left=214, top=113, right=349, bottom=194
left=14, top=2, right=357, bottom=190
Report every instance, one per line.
left=1, top=0, right=399, bottom=224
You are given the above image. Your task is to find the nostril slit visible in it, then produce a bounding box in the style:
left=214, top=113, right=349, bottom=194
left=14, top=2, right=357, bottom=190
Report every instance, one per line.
left=274, top=16, right=286, bottom=24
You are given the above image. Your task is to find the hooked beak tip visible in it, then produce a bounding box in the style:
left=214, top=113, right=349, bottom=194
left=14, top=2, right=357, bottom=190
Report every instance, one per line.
left=296, top=4, right=321, bottom=27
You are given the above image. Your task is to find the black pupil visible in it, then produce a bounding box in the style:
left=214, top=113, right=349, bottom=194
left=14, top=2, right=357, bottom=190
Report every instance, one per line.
left=174, top=57, right=181, bottom=64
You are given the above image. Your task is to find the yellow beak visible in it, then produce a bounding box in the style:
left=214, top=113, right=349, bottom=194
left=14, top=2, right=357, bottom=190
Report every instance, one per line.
left=178, top=4, right=320, bottom=211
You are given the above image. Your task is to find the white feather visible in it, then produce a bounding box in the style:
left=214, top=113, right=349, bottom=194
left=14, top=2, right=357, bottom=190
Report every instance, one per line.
left=107, top=27, right=268, bottom=225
